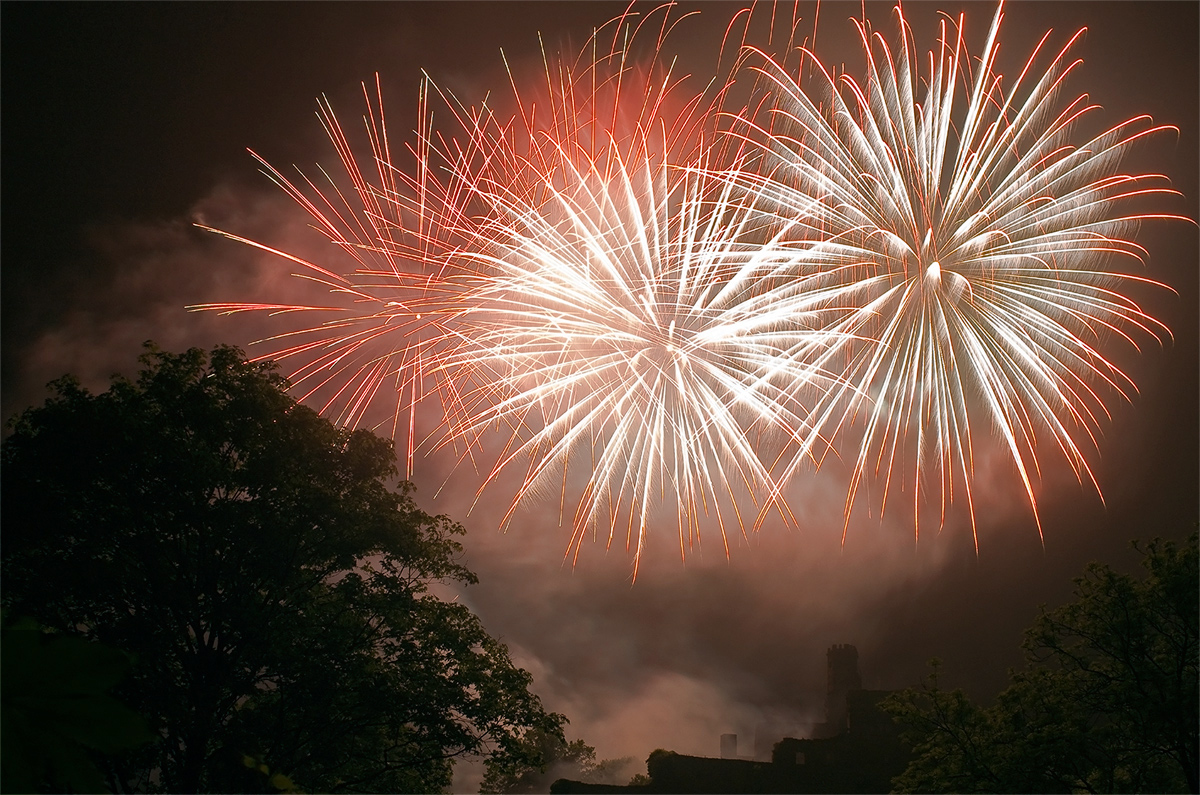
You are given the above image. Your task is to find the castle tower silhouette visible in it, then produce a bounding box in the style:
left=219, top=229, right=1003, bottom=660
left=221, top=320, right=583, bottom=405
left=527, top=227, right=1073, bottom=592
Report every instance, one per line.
left=820, top=643, right=862, bottom=737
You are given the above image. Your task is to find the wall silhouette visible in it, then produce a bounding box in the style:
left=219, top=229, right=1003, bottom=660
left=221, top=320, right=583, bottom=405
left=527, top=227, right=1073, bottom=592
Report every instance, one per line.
left=551, top=644, right=909, bottom=794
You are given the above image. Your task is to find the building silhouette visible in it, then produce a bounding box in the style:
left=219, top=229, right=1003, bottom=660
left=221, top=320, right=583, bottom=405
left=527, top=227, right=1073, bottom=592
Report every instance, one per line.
left=817, top=643, right=862, bottom=737
left=551, top=644, right=909, bottom=794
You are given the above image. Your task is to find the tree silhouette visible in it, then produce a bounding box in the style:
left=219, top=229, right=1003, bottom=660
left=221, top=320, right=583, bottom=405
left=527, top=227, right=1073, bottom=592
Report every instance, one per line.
left=1, top=344, right=566, bottom=793
left=886, top=532, right=1199, bottom=793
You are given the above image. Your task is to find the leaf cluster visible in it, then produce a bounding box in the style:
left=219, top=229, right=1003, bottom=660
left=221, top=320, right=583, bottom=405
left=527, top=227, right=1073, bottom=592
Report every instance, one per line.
left=1, top=614, right=155, bottom=794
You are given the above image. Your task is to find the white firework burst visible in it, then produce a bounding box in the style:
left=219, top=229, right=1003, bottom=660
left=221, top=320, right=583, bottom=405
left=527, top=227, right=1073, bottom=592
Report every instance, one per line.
left=725, top=2, right=1184, bottom=545
left=434, top=8, right=853, bottom=573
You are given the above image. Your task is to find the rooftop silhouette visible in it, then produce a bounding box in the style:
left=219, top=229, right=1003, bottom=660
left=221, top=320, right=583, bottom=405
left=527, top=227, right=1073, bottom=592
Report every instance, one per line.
left=552, top=644, right=909, bottom=794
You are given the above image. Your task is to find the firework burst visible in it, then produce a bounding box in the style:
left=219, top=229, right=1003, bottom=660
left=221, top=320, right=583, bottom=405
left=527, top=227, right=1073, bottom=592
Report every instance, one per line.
left=435, top=7, right=853, bottom=573
left=726, top=2, right=1186, bottom=545
left=196, top=2, right=1186, bottom=568
left=191, top=77, right=478, bottom=476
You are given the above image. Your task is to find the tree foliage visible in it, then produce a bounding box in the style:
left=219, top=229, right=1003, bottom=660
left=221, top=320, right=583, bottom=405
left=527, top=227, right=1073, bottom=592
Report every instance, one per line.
left=1, top=344, right=565, bottom=793
left=885, top=532, right=1199, bottom=793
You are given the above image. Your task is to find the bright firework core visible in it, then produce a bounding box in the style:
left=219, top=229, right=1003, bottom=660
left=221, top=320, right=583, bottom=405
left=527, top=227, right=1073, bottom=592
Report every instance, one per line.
left=194, top=2, right=1188, bottom=572
left=447, top=143, right=847, bottom=573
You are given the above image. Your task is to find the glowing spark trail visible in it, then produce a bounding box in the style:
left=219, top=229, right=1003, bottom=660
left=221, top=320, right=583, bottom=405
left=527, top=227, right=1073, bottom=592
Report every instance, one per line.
left=726, top=2, right=1185, bottom=546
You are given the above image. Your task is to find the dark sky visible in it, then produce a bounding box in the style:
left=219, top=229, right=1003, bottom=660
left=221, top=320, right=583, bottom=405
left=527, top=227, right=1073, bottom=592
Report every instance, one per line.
left=3, top=2, right=1197, bottom=788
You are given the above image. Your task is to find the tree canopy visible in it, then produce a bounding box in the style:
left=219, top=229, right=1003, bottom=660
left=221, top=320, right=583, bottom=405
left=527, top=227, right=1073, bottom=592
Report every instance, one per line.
left=1, top=344, right=565, bottom=793
left=885, top=532, right=1199, bottom=794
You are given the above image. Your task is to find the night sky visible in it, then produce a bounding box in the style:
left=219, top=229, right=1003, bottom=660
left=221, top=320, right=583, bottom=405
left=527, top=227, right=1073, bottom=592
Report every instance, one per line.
left=3, top=2, right=1197, bottom=788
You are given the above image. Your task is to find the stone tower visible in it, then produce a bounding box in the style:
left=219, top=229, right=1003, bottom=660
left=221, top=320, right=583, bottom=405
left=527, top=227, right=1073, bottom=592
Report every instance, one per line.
left=823, top=643, right=862, bottom=734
